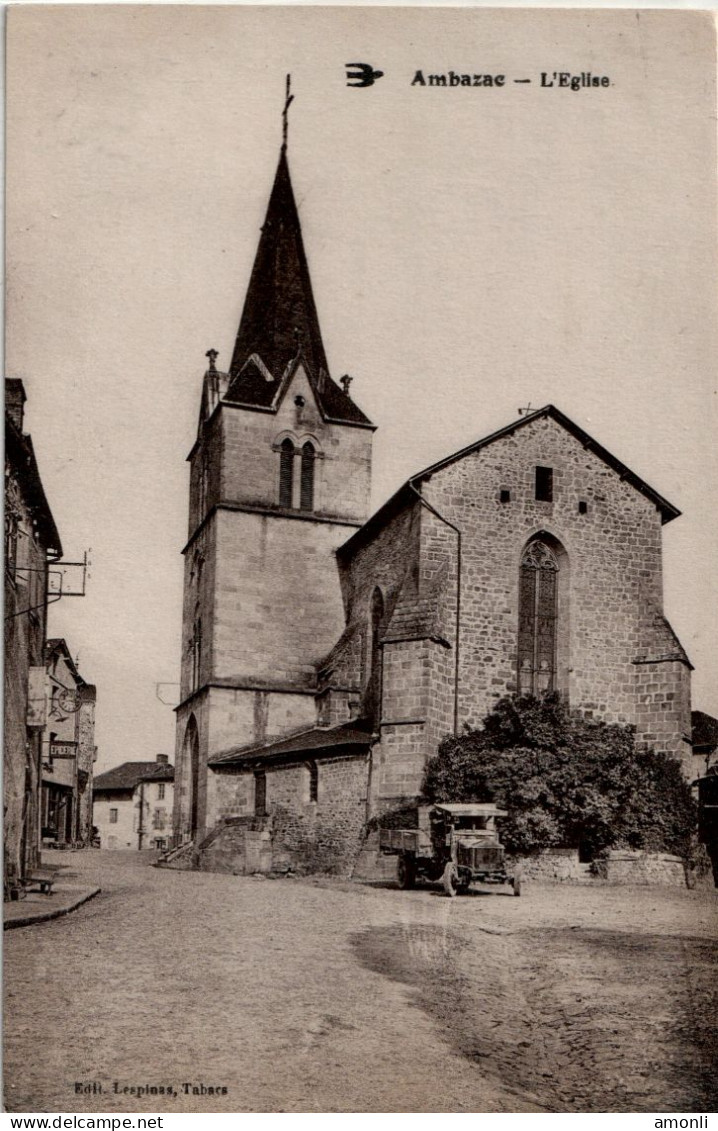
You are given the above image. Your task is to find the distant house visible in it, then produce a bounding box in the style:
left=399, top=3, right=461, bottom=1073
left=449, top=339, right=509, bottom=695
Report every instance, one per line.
left=93, top=756, right=174, bottom=850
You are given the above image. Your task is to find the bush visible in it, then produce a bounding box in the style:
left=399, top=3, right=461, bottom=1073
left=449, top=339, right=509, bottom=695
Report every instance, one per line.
left=422, top=694, right=697, bottom=860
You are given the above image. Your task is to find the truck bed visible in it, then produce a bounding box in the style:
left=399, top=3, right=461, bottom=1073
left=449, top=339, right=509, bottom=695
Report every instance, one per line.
left=378, top=828, right=432, bottom=857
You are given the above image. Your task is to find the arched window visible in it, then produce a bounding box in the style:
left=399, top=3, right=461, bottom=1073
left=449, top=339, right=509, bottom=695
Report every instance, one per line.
left=191, top=617, right=202, bottom=693
left=300, top=442, right=316, bottom=511
left=367, top=587, right=385, bottom=724
left=197, top=450, right=209, bottom=521
left=518, top=540, right=559, bottom=696
left=279, top=438, right=295, bottom=508
left=183, top=715, right=200, bottom=838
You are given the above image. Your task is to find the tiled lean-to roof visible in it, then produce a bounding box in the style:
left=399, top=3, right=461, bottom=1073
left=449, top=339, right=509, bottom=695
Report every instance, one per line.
left=209, top=721, right=374, bottom=769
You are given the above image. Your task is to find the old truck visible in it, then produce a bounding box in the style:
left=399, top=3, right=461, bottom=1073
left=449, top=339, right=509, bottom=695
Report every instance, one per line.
left=379, top=802, right=521, bottom=897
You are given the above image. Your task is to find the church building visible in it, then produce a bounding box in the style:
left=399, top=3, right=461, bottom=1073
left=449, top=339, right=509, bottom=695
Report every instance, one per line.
left=172, top=129, right=692, bottom=872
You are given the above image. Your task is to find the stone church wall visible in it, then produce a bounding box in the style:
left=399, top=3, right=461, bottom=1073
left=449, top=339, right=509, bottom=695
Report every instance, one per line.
left=176, top=686, right=319, bottom=836
left=268, top=755, right=369, bottom=874
left=371, top=638, right=454, bottom=805
left=634, top=661, right=692, bottom=772
left=420, top=413, right=689, bottom=758
left=180, top=520, right=216, bottom=701
left=207, top=765, right=255, bottom=824
left=199, top=754, right=369, bottom=874
left=212, top=508, right=349, bottom=687
left=336, top=500, right=420, bottom=661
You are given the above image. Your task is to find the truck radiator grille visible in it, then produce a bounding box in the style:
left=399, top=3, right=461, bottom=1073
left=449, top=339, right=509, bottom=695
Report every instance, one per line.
left=458, top=843, right=503, bottom=871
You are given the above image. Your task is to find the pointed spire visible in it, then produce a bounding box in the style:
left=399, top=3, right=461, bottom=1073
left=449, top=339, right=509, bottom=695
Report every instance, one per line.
left=223, top=83, right=373, bottom=428
left=227, top=83, right=328, bottom=388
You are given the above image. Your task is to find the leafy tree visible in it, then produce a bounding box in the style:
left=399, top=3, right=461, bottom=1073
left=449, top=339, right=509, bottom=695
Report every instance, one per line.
left=421, top=694, right=696, bottom=860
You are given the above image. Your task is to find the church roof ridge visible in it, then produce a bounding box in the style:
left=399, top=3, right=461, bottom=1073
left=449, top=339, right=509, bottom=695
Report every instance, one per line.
left=338, top=403, right=681, bottom=560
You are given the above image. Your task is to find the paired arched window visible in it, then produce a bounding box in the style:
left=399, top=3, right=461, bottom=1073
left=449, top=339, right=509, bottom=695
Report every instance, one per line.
left=300, top=443, right=316, bottom=511
left=279, top=439, right=294, bottom=508
left=278, top=437, right=317, bottom=511
left=518, top=539, right=559, bottom=697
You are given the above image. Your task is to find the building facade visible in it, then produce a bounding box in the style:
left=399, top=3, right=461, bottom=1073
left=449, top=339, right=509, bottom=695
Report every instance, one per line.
left=4, top=379, right=63, bottom=890
left=41, top=639, right=97, bottom=847
left=93, top=757, right=174, bottom=851
left=172, top=142, right=692, bottom=872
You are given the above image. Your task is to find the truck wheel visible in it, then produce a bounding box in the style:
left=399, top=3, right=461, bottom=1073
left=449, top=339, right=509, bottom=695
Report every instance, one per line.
left=457, top=868, right=472, bottom=894
left=442, top=862, right=459, bottom=898
left=397, top=854, right=415, bottom=890
left=512, top=874, right=522, bottom=897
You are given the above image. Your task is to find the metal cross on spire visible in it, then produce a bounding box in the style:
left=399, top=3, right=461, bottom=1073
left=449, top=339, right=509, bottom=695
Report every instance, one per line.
left=282, top=74, right=294, bottom=150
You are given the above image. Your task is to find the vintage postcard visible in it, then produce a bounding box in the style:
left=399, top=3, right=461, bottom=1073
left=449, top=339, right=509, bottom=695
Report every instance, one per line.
left=4, top=5, right=717, bottom=1116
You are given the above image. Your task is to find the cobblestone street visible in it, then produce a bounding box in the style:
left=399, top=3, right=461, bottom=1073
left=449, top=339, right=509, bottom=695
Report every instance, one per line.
left=4, top=851, right=717, bottom=1113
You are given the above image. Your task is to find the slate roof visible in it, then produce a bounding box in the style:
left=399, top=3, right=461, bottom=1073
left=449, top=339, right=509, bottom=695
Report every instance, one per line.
left=633, top=614, right=693, bottom=670
left=383, top=560, right=450, bottom=644
left=5, top=411, right=62, bottom=558
left=224, top=147, right=372, bottom=428
left=209, top=721, right=374, bottom=769
left=93, top=762, right=174, bottom=793
left=339, top=404, right=680, bottom=561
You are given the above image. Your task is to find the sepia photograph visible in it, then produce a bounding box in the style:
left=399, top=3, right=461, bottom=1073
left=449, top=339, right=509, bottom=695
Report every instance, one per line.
left=3, top=4, right=718, bottom=1116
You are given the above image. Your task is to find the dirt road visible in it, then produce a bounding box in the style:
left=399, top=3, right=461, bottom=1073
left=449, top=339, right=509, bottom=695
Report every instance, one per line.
left=4, top=851, right=717, bottom=1113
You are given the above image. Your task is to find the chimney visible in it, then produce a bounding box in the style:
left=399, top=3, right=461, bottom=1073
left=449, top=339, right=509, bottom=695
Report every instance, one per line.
left=156, top=754, right=169, bottom=764
left=5, top=379, right=27, bottom=432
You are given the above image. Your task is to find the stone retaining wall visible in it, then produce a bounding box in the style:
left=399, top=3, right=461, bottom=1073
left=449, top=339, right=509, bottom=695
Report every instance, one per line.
left=508, top=849, right=586, bottom=883
left=601, top=849, right=687, bottom=887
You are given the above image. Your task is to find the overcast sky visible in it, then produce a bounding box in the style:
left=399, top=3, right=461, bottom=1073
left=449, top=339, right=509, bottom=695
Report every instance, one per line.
left=6, top=6, right=717, bottom=771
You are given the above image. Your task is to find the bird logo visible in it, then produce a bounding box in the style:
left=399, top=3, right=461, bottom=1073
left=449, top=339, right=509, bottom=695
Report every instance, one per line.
left=346, top=63, right=384, bottom=89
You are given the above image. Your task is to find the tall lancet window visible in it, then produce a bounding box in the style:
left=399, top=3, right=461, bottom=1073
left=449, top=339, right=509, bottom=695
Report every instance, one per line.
left=518, top=540, right=559, bottom=697
left=367, top=587, right=385, bottom=724
left=300, top=442, right=316, bottom=511
left=279, top=439, right=295, bottom=508
left=190, top=616, right=202, bottom=693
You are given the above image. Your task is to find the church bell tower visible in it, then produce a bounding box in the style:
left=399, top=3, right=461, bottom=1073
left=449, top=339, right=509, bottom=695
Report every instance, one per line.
left=173, top=83, right=375, bottom=845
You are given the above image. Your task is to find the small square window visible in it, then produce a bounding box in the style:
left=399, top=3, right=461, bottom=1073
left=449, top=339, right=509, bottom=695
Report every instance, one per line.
left=535, top=466, right=553, bottom=502
left=578, top=500, right=588, bottom=515
left=500, top=489, right=511, bottom=504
